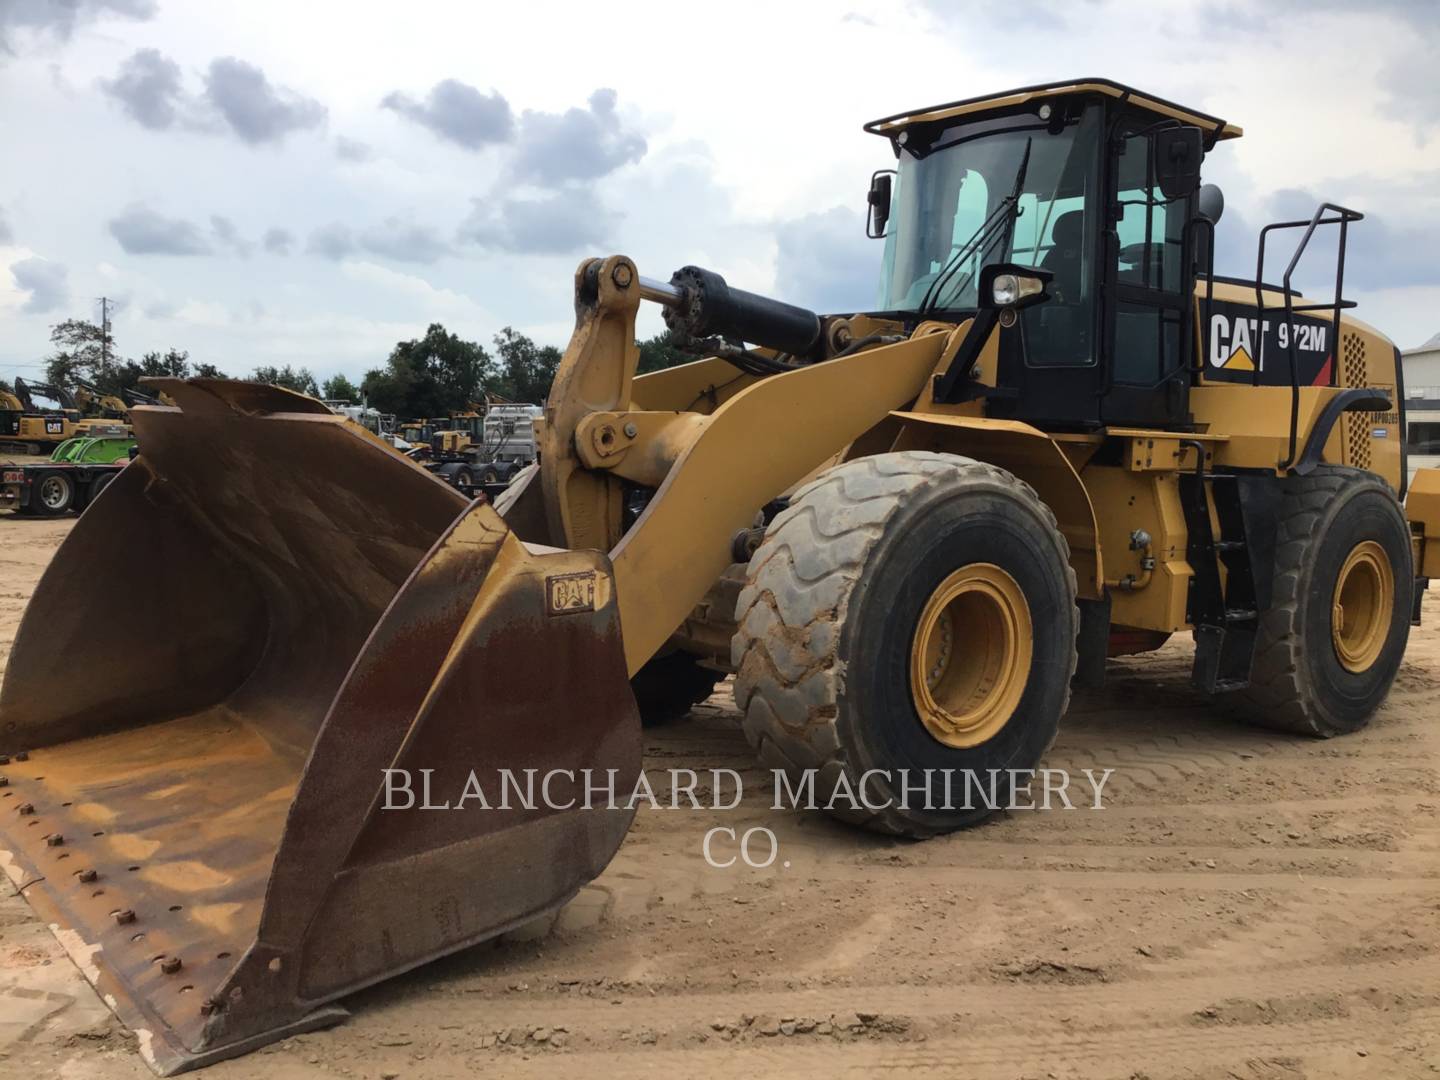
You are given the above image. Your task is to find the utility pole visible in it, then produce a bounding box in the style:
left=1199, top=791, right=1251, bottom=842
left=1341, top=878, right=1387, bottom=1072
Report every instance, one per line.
left=98, top=296, right=112, bottom=377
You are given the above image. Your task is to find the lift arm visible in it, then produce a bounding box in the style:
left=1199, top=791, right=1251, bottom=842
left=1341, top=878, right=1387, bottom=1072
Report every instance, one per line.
left=536, top=255, right=955, bottom=672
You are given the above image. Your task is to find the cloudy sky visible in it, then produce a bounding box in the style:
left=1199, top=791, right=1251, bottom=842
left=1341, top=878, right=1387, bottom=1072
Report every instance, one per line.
left=1, top=0, right=1438, bottom=389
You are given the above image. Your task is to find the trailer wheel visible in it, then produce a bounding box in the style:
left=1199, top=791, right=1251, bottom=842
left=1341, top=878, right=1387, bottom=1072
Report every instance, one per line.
left=733, top=451, right=1078, bottom=837
left=481, top=466, right=500, bottom=485
left=32, top=470, right=75, bottom=516
left=79, top=472, right=116, bottom=513
left=631, top=650, right=723, bottom=727
left=1228, top=467, right=1411, bottom=736
left=453, top=467, right=474, bottom=489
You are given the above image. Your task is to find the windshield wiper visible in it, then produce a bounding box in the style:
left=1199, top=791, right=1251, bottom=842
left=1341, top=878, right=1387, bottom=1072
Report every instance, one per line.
left=918, top=137, right=1033, bottom=316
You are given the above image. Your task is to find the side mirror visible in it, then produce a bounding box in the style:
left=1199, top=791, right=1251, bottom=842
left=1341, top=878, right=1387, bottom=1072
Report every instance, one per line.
left=1154, top=126, right=1203, bottom=199
left=866, top=169, right=895, bottom=238
left=979, top=263, right=1053, bottom=312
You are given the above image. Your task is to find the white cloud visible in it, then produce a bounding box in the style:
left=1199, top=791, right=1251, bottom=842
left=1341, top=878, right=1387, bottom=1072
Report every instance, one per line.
left=4, top=0, right=1440, bottom=378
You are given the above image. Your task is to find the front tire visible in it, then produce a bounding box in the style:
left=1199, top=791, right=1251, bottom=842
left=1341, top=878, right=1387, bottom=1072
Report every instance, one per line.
left=1229, top=467, right=1411, bottom=736
left=732, top=451, right=1078, bottom=837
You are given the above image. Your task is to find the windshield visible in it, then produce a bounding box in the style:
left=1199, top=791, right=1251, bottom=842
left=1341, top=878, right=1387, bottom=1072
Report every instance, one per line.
left=878, top=106, right=1101, bottom=313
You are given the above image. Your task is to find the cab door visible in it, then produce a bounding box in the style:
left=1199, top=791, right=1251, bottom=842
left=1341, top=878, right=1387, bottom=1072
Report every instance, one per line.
left=1099, top=125, right=1196, bottom=428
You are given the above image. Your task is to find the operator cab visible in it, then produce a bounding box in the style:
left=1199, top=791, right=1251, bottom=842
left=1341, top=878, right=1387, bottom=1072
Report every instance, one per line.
left=864, top=78, right=1240, bottom=430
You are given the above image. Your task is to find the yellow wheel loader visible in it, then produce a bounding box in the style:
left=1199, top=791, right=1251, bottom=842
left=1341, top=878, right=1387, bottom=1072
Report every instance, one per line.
left=3, top=78, right=1440, bottom=1072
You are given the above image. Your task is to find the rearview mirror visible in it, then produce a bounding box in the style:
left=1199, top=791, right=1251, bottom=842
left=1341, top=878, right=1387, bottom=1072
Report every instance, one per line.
left=1154, top=126, right=1203, bottom=199
left=867, top=170, right=895, bottom=238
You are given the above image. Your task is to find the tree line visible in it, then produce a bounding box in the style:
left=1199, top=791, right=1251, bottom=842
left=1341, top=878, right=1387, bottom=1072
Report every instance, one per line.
left=5, top=318, right=693, bottom=421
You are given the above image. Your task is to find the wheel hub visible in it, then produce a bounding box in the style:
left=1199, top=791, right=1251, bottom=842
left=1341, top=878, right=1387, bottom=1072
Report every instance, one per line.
left=39, top=476, right=68, bottom=510
left=1332, top=539, right=1392, bottom=673
left=910, top=563, right=1032, bottom=748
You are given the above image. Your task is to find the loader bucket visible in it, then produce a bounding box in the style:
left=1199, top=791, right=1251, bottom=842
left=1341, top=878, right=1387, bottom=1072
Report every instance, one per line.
left=0, top=379, right=642, bottom=1074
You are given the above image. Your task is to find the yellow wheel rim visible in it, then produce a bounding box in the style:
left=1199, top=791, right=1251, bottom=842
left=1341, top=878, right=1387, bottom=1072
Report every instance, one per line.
left=1332, top=540, right=1393, bottom=674
left=909, top=563, right=1032, bottom=748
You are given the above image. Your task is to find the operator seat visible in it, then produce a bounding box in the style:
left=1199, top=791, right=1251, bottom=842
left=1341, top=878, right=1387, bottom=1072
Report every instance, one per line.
left=1028, top=209, right=1089, bottom=365
left=1040, top=210, right=1085, bottom=303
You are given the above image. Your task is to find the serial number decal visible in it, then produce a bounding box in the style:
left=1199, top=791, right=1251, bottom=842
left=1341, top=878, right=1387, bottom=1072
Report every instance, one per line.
left=546, top=571, right=597, bottom=615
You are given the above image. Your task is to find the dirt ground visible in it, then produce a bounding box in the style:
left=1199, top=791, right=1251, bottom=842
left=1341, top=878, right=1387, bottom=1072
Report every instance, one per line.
left=2, top=511, right=1439, bottom=1079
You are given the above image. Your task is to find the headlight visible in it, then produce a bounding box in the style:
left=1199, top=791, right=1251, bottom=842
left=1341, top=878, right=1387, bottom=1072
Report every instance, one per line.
left=991, top=273, right=1045, bottom=307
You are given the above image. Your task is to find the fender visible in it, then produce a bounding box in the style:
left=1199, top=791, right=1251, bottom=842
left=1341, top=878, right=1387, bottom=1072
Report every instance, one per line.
left=1293, top=387, right=1392, bottom=477
left=888, top=412, right=1104, bottom=599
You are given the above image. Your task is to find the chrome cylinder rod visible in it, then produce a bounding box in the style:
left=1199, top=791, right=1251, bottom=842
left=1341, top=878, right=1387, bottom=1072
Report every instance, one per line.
left=637, top=275, right=684, bottom=307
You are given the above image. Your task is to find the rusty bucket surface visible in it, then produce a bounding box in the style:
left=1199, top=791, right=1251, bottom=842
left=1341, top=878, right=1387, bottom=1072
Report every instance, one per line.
left=0, top=379, right=641, bottom=1073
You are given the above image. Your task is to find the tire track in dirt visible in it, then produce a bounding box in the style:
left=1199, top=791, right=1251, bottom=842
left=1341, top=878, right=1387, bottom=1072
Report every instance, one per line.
left=3, top=522, right=1439, bottom=1078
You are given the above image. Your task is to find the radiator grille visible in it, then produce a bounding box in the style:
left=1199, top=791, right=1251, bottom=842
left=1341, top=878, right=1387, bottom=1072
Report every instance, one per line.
left=1342, top=331, right=1368, bottom=386
left=1346, top=411, right=1372, bottom=470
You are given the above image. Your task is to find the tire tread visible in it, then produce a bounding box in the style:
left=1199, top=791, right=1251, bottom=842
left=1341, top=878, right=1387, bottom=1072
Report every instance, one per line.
left=732, top=451, right=1078, bottom=837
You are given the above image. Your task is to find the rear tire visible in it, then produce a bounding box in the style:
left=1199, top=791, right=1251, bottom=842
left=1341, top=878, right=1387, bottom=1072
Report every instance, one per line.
left=631, top=650, right=723, bottom=727
left=88, top=471, right=116, bottom=502
left=77, top=472, right=116, bottom=513
left=32, top=470, right=75, bottom=516
left=1228, top=467, right=1411, bottom=736
left=733, top=451, right=1078, bottom=837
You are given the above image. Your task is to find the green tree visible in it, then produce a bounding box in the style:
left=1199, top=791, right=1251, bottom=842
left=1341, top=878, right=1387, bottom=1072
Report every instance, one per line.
left=112, top=349, right=192, bottom=397
left=45, top=318, right=116, bottom=391
left=42, top=319, right=196, bottom=399
left=322, top=373, right=360, bottom=401
left=0, top=377, right=13, bottom=395
left=192, top=362, right=227, bottom=379
left=492, top=326, right=561, bottom=404
left=137, top=349, right=191, bottom=377
left=251, top=364, right=320, bottom=396
left=362, top=323, right=494, bottom=418
left=636, top=330, right=692, bottom=374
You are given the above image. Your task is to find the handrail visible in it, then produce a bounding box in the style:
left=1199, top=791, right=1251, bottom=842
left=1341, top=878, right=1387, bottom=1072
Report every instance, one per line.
left=1252, top=202, right=1364, bottom=470
left=1189, top=216, right=1216, bottom=375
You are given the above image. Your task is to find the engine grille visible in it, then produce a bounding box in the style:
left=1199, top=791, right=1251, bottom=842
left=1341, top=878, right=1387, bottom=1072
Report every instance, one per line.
left=1342, top=331, right=1368, bottom=387
left=1346, top=411, right=1372, bottom=470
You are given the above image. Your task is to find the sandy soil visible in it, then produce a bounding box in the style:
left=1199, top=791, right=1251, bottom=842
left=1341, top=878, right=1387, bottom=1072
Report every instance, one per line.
left=2, top=515, right=1439, bottom=1079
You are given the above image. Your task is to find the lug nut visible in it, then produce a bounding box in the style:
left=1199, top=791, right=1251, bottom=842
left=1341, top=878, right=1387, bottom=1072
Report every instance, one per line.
left=45, top=833, right=63, bottom=847
left=114, top=909, right=136, bottom=924
left=17, top=802, right=34, bottom=815
left=77, top=868, right=98, bottom=882
left=156, top=956, right=182, bottom=974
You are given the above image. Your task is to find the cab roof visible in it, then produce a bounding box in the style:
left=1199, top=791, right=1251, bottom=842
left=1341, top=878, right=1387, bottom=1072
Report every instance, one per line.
left=865, top=78, right=1242, bottom=143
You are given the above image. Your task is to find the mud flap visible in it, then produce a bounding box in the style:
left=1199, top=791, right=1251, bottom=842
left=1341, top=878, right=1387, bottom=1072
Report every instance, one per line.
left=0, top=380, right=641, bottom=1073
